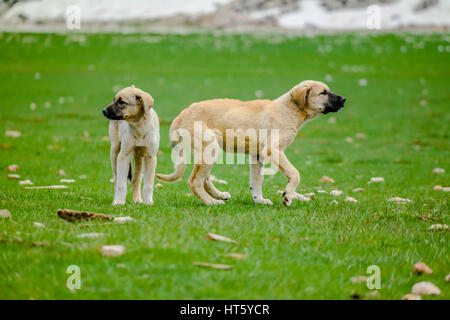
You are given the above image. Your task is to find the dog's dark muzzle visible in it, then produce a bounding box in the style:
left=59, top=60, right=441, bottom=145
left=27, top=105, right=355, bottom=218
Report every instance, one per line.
left=102, top=105, right=123, bottom=120
left=324, top=95, right=346, bottom=114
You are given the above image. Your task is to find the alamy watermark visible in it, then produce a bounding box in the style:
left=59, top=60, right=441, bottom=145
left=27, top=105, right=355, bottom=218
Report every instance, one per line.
left=66, top=5, right=81, bottom=30
left=66, top=265, right=81, bottom=291
left=366, top=5, right=381, bottom=30
left=366, top=265, right=381, bottom=290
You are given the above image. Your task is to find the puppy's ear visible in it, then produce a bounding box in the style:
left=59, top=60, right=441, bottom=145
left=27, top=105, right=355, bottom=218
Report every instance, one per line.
left=136, top=92, right=154, bottom=114
left=290, top=82, right=312, bottom=108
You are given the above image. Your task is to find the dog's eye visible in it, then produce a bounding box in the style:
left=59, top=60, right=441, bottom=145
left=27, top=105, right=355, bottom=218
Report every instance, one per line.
left=320, top=91, right=328, bottom=95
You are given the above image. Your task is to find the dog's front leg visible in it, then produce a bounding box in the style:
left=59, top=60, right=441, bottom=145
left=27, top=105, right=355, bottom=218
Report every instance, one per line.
left=265, top=149, right=300, bottom=206
left=142, top=155, right=157, bottom=205
left=249, top=154, right=272, bottom=205
left=113, top=151, right=132, bottom=205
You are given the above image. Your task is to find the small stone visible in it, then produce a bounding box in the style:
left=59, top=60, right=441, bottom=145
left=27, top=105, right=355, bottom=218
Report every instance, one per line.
left=19, top=180, right=33, bottom=185
left=101, top=245, right=125, bottom=257
left=60, top=179, right=76, bottom=183
left=5, top=130, right=21, bottom=138
left=332, top=200, right=339, bottom=204
left=353, top=187, right=365, bottom=192
left=109, top=178, right=114, bottom=184
left=368, top=177, right=384, bottom=184
left=7, top=174, right=20, bottom=179
left=445, top=274, right=450, bottom=282
left=0, top=209, right=11, bottom=218
left=227, top=253, right=247, bottom=260
left=358, top=78, right=368, bottom=87
left=402, top=293, right=422, bottom=300
left=320, top=176, right=335, bottom=183
left=428, top=224, right=448, bottom=231
left=432, top=168, right=445, bottom=174
left=345, top=137, right=354, bottom=143
left=330, top=190, right=343, bottom=196
left=57, top=169, right=66, bottom=176
left=350, top=275, right=367, bottom=283
left=387, top=197, right=412, bottom=204
left=411, top=281, right=441, bottom=296
left=30, top=102, right=37, bottom=110
left=355, top=132, right=367, bottom=139
left=6, top=164, right=19, bottom=172
left=155, top=183, right=163, bottom=189
left=114, top=216, right=135, bottom=223
left=434, top=186, right=450, bottom=192
left=345, top=196, right=358, bottom=203
left=77, top=232, right=104, bottom=239
left=317, top=189, right=327, bottom=194
left=33, top=222, right=45, bottom=228
left=328, top=117, right=336, bottom=124
left=412, top=262, right=433, bottom=275
left=101, top=136, right=109, bottom=142
left=79, top=175, right=88, bottom=179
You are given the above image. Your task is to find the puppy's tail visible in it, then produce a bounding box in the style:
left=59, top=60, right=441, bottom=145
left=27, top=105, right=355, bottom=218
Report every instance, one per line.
left=156, top=129, right=185, bottom=183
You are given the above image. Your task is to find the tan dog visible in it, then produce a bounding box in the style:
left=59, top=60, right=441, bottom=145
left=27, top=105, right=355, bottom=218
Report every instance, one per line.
left=103, top=86, right=160, bottom=205
left=156, top=80, right=345, bottom=206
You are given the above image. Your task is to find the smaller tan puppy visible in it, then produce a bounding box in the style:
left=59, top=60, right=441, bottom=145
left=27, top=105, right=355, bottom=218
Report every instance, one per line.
left=157, top=80, right=345, bottom=206
left=103, top=86, right=159, bottom=205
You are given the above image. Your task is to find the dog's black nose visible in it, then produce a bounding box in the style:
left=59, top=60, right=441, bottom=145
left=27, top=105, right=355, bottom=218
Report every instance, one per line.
left=341, top=97, right=346, bottom=104
left=102, top=109, right=108, bottom=116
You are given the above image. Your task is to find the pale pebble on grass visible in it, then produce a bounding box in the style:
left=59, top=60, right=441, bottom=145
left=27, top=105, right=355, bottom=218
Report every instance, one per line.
left=101, top=245, right=125, bottom=257
left=411, top=281, right=441, bottom=296
left=0, top=209, right=11, bottom=218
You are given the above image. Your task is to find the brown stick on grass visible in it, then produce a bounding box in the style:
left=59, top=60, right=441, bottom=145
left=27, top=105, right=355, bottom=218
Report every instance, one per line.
left=57, top=208, right=114, bottom=222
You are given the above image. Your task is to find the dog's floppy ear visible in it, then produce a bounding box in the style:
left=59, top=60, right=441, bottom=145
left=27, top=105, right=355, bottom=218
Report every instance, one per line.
left=290, top=82, right=312, bottom=108
left=136, top=91, right=154, bottom=114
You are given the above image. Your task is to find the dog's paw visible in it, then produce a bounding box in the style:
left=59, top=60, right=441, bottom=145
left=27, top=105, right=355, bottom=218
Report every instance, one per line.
left=113, top=200, right=126, bottom=205
left=143, top=198, right=153, bottom=205
left=254, top=198, right=273, bottom=205
left=207, top=199, right=225, bottom=205
left=220, top=192, right=231, bottom=200
left=282, top=191, right=292, bottom=207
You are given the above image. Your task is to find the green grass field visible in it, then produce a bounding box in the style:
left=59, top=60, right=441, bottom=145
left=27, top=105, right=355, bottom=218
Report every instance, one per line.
left=0, top=31, right=449, bottom=300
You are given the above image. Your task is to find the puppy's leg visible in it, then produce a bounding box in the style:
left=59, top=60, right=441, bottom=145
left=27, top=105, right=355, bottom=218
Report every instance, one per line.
left=204, top=173, right=231, bottom=200
left=188, top=164, right=224, bottom=205
left=142, top=155, right=156, bottom=205
left=109, top=121, right=120, bottom=186
left=114, top=151, right=132, bottom=205
left=265, top=149, right=300, bottom=207
left=110, top=143, right=120, bottom=186
left=249, top=154, right=272, bottom=205
left=132, top=155, right=143, bottom=203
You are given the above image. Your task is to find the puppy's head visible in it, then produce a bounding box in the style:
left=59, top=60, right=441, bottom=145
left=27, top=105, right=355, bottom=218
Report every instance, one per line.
left=290, top=80, right=346, bottom=118
left=102, top=86, right=154, bottom=121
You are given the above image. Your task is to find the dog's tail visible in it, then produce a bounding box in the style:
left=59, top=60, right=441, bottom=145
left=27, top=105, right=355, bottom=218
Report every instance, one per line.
left=128, top=162, right=132, bottom=181
left=156, top=129, right=185, bottom=183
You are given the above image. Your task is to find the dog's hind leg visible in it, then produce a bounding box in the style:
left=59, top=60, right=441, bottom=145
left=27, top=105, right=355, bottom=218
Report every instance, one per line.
left=204, top=173, right=231, bottom=200
left=188, top=164, right=224, bottom=205
left=249, top=154, right=272, bottom=205
left=142, top=155, right=156, bottom=205
left=132, top=155, right=143, bottom=203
